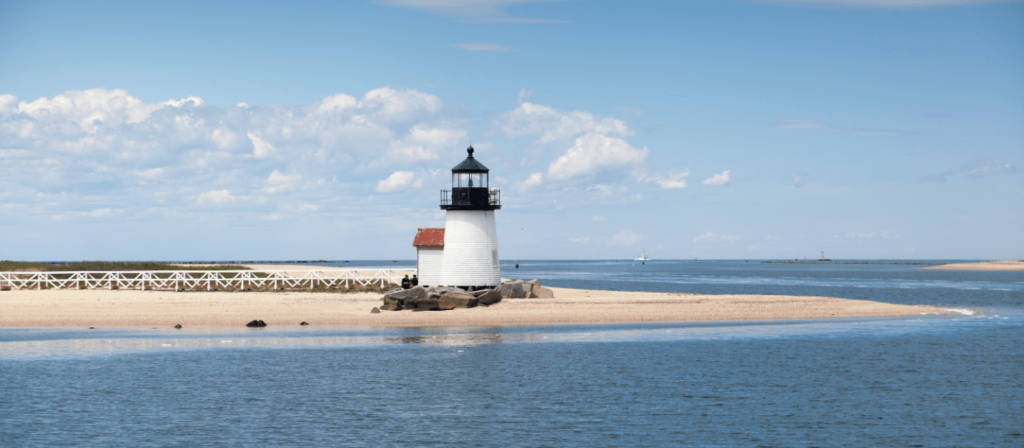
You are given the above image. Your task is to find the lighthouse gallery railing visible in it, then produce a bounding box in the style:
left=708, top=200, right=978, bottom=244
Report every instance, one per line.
left=440, top=188, right=501, bottom=208
left=0, top=269, right=405, bottom=291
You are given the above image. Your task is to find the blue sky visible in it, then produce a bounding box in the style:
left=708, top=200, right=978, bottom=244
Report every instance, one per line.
left=1, top=0, right=1021, bottom=260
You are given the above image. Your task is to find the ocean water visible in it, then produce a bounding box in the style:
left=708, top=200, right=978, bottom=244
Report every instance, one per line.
left=2, top=260, right=1022, bottom=447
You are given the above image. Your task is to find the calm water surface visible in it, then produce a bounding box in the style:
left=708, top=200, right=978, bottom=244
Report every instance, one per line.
left=1, top=260, right=1022, bottom=447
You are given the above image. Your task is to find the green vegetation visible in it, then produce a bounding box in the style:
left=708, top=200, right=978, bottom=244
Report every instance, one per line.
left=0, top=261, right=250, bottom=272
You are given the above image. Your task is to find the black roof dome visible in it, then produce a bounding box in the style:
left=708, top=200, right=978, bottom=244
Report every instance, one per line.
left=451, top=146, right=489, bottom=173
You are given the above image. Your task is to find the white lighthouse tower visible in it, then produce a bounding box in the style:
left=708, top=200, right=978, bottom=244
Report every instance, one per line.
left=438, top=146, right=501, bottom=289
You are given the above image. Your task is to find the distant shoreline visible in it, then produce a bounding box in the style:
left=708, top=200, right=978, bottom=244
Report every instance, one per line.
left=923, top=261, right=1024, bottom=271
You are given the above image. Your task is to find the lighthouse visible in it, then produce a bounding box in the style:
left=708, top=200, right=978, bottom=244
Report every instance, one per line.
left=438, top=146, right=501, bottom=289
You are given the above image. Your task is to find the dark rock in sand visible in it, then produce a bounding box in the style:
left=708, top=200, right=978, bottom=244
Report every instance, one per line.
left=437, top=292, right=478, bottom=310
left=174, top=323, right=182, bottom=329
left=370, top=307, right=381, bottom=314
left=246, top=319, right=267, bottom=328
left=300, top=321, right=309, bottom=326
left=407, top=298, right=440, bottom=311
left=476, top=289, right=503, bottom=306
left=383, top=286, right=427, bottom=301
left=495, top=280, right=530, bottom=298
left=530, top=285, right=555, bottom=299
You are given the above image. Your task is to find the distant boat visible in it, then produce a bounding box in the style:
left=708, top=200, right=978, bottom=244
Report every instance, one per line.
left=634, top=251, right=650, bottom=264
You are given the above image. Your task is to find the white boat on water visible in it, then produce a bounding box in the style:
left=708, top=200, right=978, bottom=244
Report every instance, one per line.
left=634, top=251, right=650, bottom=263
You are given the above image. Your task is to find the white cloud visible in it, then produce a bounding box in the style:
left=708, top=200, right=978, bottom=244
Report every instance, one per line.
left=361, top=87, right=441, bottom=122
left=591, top=215, right=608, bottom=222
left=387, top=125, right=466, bottom=161
left=547, top=134, right=648, bottom=180
left=453, top=42, right=514, bottom=52
left=499, top=102, right=632, bottom=142
left=693, top=232, right=739, bottom=243
left=247, top=132, right=275, bottom=158
left=212, top=127, right=242, bottom=150
left=379, top=0, right=563, bottom=23
left=197, top=189, right=239, bottom=204
left=610, top=229, right=642, bottom=247
left=568, top=236, right=590, bottom=244
left=316, top=94, right=358, bottom=114
left=702, top=169, right=731, bottom=186
left=521, top=172, right=544, bottom=189
left=641, top=169, right=690, bottom=189
left=792, top=175, right=803, bottom=188
left=265, top=170, right=302, bottom=193
left=51, top=208, right=123, bottom=221
left=133, top=167, right=164, bottom=180
left=377, top=170, right=422, bottom=192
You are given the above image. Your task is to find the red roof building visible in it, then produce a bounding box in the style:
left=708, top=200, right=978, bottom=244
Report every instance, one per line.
left=412, top=228, right=445, bottom=247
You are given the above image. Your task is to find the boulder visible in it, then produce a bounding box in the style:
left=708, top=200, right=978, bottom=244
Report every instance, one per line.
left=476, top=289, right=503, bottom=306
left=370, top=307, right=381, bottom=314
left=407, top=298, right=439, bottom=311
left=381, top=297, right=402, bottom=311
left=300, top=321, right=310, bottom=326
left=471, top=289, right=492, bottom=297
left=383, top=286, right=428, bottom=301
left=530, top=285, right=555, bottom=299
left=173, top=323, right=183, bottom=329
left=495, top=280, right=530, bottom=298
left=246, top=319, right=267, bottom=328
left=437, top=292, right=478, bottom=310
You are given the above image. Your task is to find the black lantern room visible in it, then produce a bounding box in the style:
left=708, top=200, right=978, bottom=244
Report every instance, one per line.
left=440, top=146, right=501, bottom=210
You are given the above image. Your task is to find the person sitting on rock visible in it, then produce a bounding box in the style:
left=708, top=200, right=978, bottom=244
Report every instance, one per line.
left=401, top=275, right=411, bottom=289
left=411, top=274, right=419, bottom=287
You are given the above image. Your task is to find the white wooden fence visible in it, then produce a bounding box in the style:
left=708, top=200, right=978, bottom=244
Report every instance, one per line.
left=0, top=270, right=406, bottom=291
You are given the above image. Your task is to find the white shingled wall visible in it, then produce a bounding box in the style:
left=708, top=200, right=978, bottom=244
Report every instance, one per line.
left=439, top=210, right=500, bottom=287
left=416, top=247, right=444, bottom=287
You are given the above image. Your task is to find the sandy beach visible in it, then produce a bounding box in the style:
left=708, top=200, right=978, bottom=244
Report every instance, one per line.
left=924, top=261, right=1024, bottom=271
left=0, top=286, right=952, bottom=329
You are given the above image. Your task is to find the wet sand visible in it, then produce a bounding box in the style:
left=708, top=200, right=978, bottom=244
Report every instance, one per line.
left=924, top=261, right=1024, bottom=271
left=0, top=287, right=952, bottom=329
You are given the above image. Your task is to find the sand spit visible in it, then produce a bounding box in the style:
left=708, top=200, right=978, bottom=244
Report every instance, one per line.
left=924, top=261, right=1024, bottom=271
left=0, top=287, right=952, bottom=329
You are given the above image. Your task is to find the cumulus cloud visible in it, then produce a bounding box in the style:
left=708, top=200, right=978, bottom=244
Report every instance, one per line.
left=499, top=102, right=632, bottom=142
left=133, top=167, right=164, bottom=180
left=197, top=189, right=239, bottom=204
left=702, top=169, right=731, bottom=186
left=248, top=132, right=276, bottom=158
left=377, top=170, right=422, bottom=192
left=387, top=124, right=467, bottom=161
left=521, top=172, right=544, bottom=189
left=265, top=170, right=302, bottom=193
left=52, top=208, right=123, bottom=221
left=547, top=134, right=648, bottom=180
left=641, top=169, right=690, bottom=189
